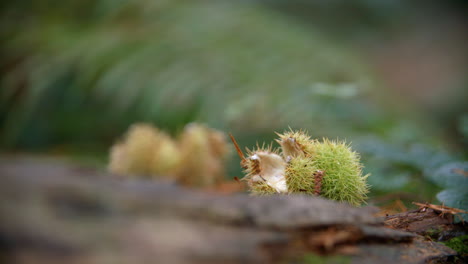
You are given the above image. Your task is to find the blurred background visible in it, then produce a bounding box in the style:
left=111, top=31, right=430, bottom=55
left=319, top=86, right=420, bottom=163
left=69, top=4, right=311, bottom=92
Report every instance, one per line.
left=1, top=0, right=467, bottom=213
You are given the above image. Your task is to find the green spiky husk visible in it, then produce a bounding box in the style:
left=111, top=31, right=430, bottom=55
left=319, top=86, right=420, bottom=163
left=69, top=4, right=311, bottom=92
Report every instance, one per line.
left=242, top=131, right=370, bottom=206
left=310, top=139, right=369, bottom=206
left=249, top=157, right=319, bottom=196
left=277, top=129, right=317, bottom=156
left=285, top=156, right=317, bottom=195
left=249, top=180, right=277, bottom=195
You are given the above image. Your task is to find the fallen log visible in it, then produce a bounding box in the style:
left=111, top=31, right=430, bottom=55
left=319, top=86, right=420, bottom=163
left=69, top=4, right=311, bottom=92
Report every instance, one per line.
left=0, top=157, right=459, bottom=263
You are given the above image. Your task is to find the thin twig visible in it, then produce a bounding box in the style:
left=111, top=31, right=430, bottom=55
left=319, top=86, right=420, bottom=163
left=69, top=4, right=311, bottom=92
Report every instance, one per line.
left=229, top=133, right=245, bottom=160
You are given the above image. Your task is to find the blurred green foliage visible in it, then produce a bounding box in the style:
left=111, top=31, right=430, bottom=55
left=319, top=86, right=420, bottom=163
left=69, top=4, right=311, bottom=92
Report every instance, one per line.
left=443, top=235, right=468, bottom=255
left=1, top=0, right=466, bottom=209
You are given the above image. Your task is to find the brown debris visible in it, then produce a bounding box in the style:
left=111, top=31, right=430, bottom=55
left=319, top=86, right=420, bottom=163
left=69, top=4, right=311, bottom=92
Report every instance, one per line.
left=384, top=202, right=467, bottom=235
left=203, top=179, right=246, bottom=194
left=374, top=199, right=408, bottom=217
left=313, top=170, right=325, bottom=196
left=412, top=202, right=467, bottom=221
left=384, top=208, right=454, bottom=233
left=452, top=168, right=468, bottom=177
left=304, top=226, right=362, bottom=253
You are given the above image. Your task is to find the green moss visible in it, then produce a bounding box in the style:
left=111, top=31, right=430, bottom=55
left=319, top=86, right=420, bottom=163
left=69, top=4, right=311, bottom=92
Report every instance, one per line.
left=443, top=235, right=468, bottom=255
left=424, top=227, right=444, bottom=240
left=302, top=254, right=351, bottom=264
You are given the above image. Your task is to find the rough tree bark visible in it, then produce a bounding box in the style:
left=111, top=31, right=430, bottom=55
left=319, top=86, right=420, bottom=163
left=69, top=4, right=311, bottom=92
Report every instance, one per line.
left=0, top=157, right=460, bottom=264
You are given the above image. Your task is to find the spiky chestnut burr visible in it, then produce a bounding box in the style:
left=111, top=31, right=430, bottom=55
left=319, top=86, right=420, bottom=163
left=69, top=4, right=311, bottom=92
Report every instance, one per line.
left=108, top=123, right=180, bottom=177
left=232, top=129, right=369, bottom=206
left=108, top=123, right=229, bottom=188
left=175, top=123, right=229, bottom=187
left=276, top=129, right=316, bottom=158
left=306, top=138, right=369, bottom=206
left=229, top=135, right=288, bottom=194
left=284, top=155, right=317, bottom=195
left=244, top=147, right=288, bottom=194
